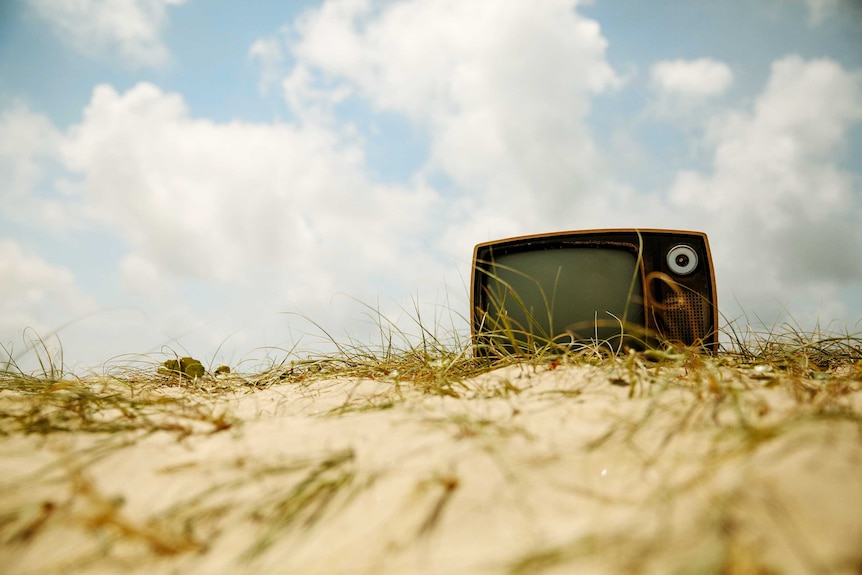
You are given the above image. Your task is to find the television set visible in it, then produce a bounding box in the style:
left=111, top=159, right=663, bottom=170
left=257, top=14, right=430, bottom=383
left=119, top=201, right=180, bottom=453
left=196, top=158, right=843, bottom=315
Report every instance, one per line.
left=471, top=229, right=718, bottom=354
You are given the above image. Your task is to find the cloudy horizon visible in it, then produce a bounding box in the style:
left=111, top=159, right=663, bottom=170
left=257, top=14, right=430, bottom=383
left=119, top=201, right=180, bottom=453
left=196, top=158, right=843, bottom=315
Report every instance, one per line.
left=2, top=0, right=861, bottom=372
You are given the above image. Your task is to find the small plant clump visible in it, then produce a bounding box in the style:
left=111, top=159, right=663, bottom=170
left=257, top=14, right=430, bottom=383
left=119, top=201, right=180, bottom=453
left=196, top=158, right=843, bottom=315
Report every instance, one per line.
left=159, top=357, right=207, bottom=379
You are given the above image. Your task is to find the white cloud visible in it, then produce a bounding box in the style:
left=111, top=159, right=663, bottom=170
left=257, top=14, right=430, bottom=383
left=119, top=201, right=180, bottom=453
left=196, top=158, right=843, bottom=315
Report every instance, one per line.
left=249, top=37, right=285, bottom=96
left=669, top=56, right=862, bottom=320
left=120, top=252, right=174, bottom=301
left=0, top=77, right=452, bottom=364
left=651, top=58, right=733, bottom=99
left=59, top=82, right=443, bottom=304
left=0, top=239, right=93, bottom=345
left=283, top=0, right=622, bottom=233
left=0, top=106, right=61, bottom=202
left=27, top=0, right=184, bottom=67
left=0, top=106, right=82, bottom=230
left=672, top=56, right=861, bottom=220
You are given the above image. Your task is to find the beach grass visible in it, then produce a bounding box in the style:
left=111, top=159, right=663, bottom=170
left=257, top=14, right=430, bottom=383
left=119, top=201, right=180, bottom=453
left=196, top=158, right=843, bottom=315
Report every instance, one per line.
left=1, top=317, right=861, bottom=574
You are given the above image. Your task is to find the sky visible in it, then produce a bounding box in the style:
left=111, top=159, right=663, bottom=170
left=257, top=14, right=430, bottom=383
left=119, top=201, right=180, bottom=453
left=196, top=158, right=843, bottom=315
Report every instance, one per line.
left=1, top=0, right=861, bottom=372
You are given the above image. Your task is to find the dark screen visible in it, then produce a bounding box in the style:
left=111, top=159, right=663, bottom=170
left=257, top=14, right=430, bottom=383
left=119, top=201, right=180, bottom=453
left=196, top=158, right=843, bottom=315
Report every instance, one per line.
left=481, top=247, right=645, bottom=347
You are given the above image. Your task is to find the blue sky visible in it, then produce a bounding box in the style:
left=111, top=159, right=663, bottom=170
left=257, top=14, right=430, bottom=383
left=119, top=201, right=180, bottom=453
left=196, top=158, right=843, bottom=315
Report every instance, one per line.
left=2, top=0, right=861, bottom=371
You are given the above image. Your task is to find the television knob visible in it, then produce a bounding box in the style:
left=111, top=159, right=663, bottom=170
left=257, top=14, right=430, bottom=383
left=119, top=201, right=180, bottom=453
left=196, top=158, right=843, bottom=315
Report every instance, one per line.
left=667, top=245, right=698, bottom=275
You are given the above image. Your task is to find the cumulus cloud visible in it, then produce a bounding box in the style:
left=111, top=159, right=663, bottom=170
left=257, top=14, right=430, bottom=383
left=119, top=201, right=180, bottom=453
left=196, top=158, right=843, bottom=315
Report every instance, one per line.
left=0, top=106, right=61, bottom=202
left=284, top=0, right=622, bottom=234
left=671, top=56, right=861, bottom=221
left=651, top=58, right=733, bottom=101
left=0, top=106, right=80, bottom=229
left=59, top=82, right=443, bottom=306
left=0, top=239, right=93, bottom=343
left=27, top=0, right=184, bottom=67
left=249, top=37, right=285, bottom=95
left=0, top=235, right=193, bottom=370
left=669, top=56, right=862, bottom=319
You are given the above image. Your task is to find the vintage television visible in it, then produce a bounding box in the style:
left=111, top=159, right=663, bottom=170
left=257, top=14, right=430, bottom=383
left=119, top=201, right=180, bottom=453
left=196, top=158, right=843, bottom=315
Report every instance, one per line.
left=471, top=229, right=718, bottom=354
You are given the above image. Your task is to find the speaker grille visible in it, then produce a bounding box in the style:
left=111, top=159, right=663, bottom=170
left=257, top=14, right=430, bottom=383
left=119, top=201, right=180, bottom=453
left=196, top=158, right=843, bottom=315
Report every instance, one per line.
left=661, top=293, right=706, bottom=344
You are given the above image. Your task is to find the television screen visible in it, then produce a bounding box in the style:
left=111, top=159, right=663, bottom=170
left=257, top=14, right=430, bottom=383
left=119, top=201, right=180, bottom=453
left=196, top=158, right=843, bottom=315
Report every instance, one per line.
left=471, top=229, right=718, bottom=354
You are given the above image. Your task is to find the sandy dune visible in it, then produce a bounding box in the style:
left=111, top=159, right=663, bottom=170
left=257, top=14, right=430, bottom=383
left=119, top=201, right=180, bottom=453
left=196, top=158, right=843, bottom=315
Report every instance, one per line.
left=2, top=361, right=861, bottom=574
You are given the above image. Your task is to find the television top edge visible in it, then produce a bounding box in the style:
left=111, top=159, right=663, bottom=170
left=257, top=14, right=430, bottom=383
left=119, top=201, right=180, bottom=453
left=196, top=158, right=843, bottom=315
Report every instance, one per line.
left=473, top=228, right=709, bottom=248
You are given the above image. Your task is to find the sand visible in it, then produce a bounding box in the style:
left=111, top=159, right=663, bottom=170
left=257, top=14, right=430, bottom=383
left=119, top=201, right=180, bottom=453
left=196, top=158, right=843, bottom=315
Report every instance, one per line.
left=2, top=361, right=861, bottom=574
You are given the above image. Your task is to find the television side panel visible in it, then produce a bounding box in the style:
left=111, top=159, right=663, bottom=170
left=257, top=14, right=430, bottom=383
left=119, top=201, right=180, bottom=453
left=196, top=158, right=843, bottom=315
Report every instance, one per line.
left=638, top=231, right=718, bottom=352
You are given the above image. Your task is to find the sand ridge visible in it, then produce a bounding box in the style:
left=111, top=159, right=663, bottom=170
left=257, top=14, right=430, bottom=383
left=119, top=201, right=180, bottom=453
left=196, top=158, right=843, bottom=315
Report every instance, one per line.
left=2, top=361, right=861, bottom=574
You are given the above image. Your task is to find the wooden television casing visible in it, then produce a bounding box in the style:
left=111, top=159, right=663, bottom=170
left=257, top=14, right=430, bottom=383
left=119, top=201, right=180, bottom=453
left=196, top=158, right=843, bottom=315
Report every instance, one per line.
left=471, top=229, right=719, bottom=353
